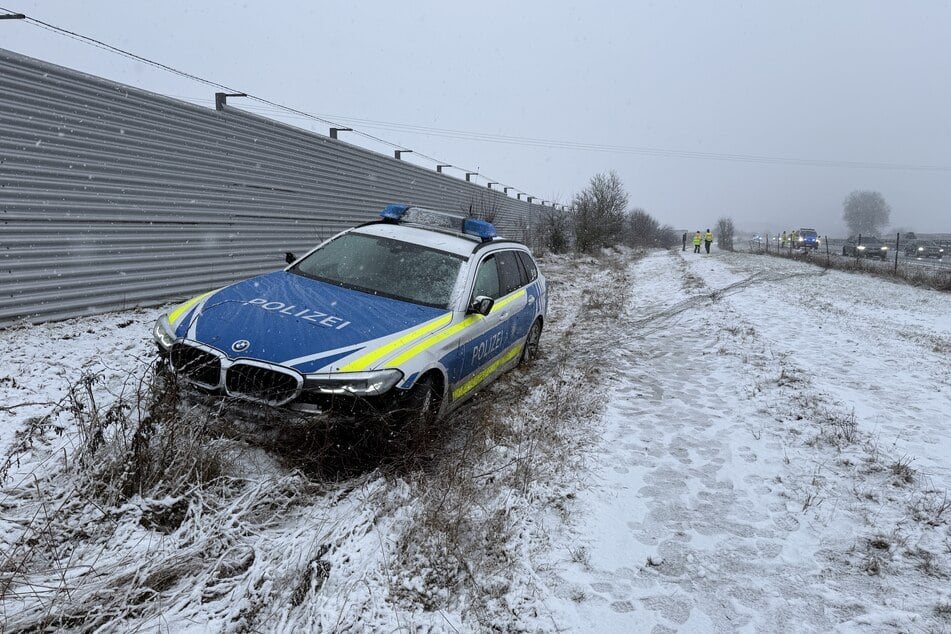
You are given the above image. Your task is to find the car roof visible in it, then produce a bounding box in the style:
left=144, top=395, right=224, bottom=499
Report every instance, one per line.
left=351, top=222, right=487, bottom=257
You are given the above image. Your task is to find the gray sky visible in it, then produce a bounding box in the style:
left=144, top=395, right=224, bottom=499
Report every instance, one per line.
left=3, top=0, right=949, bottom=235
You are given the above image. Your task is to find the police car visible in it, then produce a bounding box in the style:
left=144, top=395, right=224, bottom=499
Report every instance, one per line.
left=152, top=204, right=547, bottom=427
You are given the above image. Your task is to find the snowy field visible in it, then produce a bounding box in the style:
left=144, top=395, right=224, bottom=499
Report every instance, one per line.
left=1, top=248, right=949, bottom=632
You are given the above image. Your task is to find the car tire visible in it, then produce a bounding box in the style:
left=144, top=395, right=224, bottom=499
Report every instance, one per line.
left=392, top=373, right=442, bottom=458
left=519, top=319, right=543, bottom=366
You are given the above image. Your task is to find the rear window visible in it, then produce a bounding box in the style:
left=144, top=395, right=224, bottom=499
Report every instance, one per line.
left=497, top=251, right=524, bottom=295
left=516, top=251, right=538, bottom=283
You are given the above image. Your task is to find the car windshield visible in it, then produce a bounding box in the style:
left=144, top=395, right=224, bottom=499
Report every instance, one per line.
left=853, top=237, right=882, bottom=245
left=801, top=230, right=817, bottom=237
left=291, top=232, right=465, bottom=309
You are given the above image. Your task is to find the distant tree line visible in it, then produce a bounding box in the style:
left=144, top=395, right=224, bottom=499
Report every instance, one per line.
left=540, top=171, right=680, bottom=254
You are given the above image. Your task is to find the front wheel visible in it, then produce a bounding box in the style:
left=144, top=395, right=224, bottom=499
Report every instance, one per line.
left=519, top=319, right=543, bottom=366
left=390, top=374, right=443, bottom=457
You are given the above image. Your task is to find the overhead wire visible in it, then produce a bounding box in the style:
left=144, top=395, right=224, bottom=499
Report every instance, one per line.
left=193, top=100, right=951, bottom=173
left=6, top=6, right=950, bottom=185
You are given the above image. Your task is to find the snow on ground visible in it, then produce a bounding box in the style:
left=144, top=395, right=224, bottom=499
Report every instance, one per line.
left=1, top=247, right=949, bottom=632
left=539, top=248, right=951, bottom=632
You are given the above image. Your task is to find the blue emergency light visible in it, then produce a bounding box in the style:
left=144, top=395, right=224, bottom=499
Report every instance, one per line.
left=380, top=204, right=411, bottom=221
left=379, top=204, right=497, bottom=241
left=463, top=218, right=497, bottom=242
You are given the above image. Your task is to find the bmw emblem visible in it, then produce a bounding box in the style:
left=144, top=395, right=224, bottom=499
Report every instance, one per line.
left=231, top=339, right=250, bottom=353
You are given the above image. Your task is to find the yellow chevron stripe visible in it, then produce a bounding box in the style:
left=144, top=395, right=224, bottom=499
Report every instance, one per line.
left=491, top=288, right=526, bottom=312
left=339, top=312, right=453, bottom=371
left=368, top=288, right=527, bottom=369
left=168, top=291, right=214, bottom=326
left=452, top=342, right=523, bottom=400
left=388, top=314, right=480, bottom=367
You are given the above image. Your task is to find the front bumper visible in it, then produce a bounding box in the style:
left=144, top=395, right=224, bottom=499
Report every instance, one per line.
left=156, top=342, right=410, bottom=421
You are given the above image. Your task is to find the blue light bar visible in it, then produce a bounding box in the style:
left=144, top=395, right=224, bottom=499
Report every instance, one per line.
left=463, top=218, right=497, bottom=242
left=380, top=204, right=411, bottom=221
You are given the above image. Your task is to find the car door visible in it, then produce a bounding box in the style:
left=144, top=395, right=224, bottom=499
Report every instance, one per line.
left=450, top=250, right=528, bottom=401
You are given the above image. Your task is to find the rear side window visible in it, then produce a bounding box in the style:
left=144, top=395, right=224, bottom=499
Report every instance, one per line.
left=515, top=251, right=538, bottom=283
left=497, top=250, right=524, bottom=295
left=472, top=254, right=501, bottom=299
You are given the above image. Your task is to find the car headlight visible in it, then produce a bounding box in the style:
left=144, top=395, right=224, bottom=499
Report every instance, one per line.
left=881, top=246, right=889, bottom=251
left=857, top=245, right=866, bottom=250
left=303, top=369, right=404, bottom=396
left=152, top=315, right=176, bottom=350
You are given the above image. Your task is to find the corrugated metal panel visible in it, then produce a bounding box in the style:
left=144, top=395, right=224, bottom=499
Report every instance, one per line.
left=0, top=48, right=542, bottom=326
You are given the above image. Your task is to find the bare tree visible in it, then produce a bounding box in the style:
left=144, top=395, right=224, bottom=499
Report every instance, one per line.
left=572, top=171, right=628, bottom=253
left=626, top=208, right=658, bottom=247
left=538, top=206, right=573, bottom=253
left=843, top=190, right=891, bottom=237
left=715, top=217, right=735, bottom=251
left=655, top=224, right=680, bottom=248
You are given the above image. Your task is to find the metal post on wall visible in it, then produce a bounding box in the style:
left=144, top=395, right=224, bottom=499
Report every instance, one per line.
left=825, top=235, right=830, bottom=267
left=215, top=92, right=247, bottom=111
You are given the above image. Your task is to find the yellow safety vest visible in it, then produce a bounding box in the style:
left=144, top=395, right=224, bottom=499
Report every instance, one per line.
left=692, top=233, right=702, bottom=245
left=705, top=232, right=713, bottom=242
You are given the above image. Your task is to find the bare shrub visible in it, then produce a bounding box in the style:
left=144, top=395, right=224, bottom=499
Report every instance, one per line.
left=67, top=367, right=226, bottom=504
left=539, top=205, right=573, bottom=254
left=572, top=171, right=628, bottom=253
left=715, top=217, right=736, bottom=251
left=889, top=456, right=916, bottom=486
left=814, top=409, right=859, bottom=448
left=911, top=489, right=951, bottom=526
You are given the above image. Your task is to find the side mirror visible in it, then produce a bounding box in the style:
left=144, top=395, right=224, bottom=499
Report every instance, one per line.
left=468, top=295, right=494, bottom=316
left=285, top=252, right=297, bottom=264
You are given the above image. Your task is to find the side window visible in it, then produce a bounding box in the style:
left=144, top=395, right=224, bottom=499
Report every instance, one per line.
left=515, top=251, right=537, bottom=283
left=497, top=250, right=523, bottom=295
left=472, top=254, right=501, bottom=299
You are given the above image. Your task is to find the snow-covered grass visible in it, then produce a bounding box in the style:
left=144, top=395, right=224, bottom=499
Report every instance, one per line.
left=1, top=247, right=949, bottom=632
left=765, top=247, right=951, bottom=291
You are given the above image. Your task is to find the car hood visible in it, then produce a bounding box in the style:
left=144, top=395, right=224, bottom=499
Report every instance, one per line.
left=171, top=271, right=450, bottom=373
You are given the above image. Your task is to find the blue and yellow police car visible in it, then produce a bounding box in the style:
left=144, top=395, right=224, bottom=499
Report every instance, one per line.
left=152, top=204, right=547, bottom=426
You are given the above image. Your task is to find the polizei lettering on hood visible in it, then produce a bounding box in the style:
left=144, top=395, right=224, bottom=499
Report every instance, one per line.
left=245, top=298, right=351, bottom=329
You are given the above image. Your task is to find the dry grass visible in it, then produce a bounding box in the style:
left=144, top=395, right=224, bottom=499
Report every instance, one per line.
left=389, top=254, right=632, bottom=617
left=764, top=249, right=951, bottom=292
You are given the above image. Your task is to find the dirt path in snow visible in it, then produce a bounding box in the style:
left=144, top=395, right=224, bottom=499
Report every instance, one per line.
left=541, top=249, right=951, bottom=633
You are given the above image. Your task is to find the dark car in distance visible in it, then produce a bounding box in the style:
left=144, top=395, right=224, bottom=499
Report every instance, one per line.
left=842, top=236, right=889, bottom=260
left=904, top=242, right=945, bottom=259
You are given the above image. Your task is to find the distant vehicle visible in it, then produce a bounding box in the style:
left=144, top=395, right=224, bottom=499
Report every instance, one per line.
left=904, top=242, right=945, bottom=259
left=796, top=228, right=820, bottom=250
left=842, top=236, right=889, bottom=260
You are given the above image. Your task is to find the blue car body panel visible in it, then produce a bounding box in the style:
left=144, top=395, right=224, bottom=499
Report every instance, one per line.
left=174, top=271, right=448, bottom=372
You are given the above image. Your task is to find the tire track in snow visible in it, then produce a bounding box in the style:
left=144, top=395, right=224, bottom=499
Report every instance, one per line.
left=543, top=250, right=851, bottom=632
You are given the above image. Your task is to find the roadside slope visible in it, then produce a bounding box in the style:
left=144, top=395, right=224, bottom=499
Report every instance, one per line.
left=540, top=249, right=951, bottom=632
